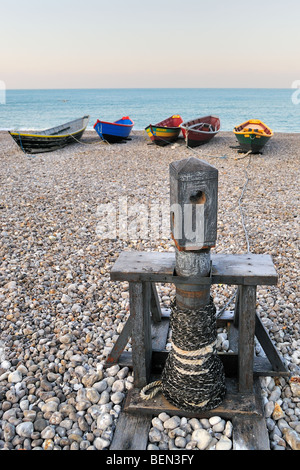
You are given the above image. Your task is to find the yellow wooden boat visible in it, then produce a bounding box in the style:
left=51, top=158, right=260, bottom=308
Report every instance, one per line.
left=233, top=119, right=273, bottom=153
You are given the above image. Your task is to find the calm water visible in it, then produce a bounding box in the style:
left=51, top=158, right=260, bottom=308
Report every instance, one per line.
left=1, top=88, right=299, bottom=132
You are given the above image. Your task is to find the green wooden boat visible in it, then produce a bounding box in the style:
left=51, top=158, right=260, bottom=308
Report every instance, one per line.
left=233, top=119, right=273, bottom=153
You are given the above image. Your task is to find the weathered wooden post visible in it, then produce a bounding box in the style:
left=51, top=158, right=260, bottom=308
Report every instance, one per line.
left=160, top=157, right=226, bottom=412
left=170, top=157, right=218, bottom=309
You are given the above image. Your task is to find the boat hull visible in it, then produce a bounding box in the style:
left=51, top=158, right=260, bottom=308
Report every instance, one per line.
left=181, top=116, right=220, bottom=147
left=9, top=116, right=90, bottom=154
left=233, top=119, right=273, bottom=153
left=145, top=125, right=181, bottom=146
left=94, top=117, right=134, bottom=143
left=234, top=133, right=271, bottom=153
left=181, top=131, right=216, bottom=147
left=9, top=129, right=86, bottom=154
left=145, top=115, right=183, bottom=146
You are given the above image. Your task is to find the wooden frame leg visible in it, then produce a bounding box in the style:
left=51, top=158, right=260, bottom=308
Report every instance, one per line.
left=105, top=315, right=132, bottom=366
left=150, top=282, right=162, bottom=323
left=233, top=286, right=241, bottom=327
left=130, top=282, right=152, bottom=388
left=238, top=285, right=257, bottom=393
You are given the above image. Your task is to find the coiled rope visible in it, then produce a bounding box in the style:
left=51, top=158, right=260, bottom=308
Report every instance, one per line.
left=140, top=298, right=226, bottom=412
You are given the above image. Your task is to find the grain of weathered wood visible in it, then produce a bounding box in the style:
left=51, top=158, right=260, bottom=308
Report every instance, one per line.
left=110, top=251, right=175, bottom=282
left=112, top=382, right=270, bottom=450
left=232, top=416, right=270, bottom=450
left=169, top=157, right=218, bottom=251
left=238, top=285, right=256, bottom=393
left=150, top=282, right=162, bottom=322
left=211, top=253, right=278, bottom=286
left=105, top=315, right=132, bottom=366
left=110, top=251, right=278, bottom=285
left=124, top=378, right=261, bottom=420
left=227, top=320, right=239, bottom=353
left=109, top=412, right=151, bottom=450
left=255, top=313, right=287, bottom=374
left=151, top=316, right=170, bottom=352
left=233, top=285, right=241, bottom=327
left=130, top=282, right=152, bottom=388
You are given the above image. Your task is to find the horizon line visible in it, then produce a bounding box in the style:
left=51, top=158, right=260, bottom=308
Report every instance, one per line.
left=5, top=86, right=294, bottom=91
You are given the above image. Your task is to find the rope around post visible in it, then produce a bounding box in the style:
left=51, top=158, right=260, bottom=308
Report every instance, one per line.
left=140, top=299, right=226, bottom=412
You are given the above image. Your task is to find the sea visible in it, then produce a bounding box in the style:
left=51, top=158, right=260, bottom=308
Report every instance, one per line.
left=0, top=88, right=299, bottom=133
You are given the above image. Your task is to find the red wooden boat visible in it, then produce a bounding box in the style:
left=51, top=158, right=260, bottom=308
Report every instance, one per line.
left=181, top=115, right=220, bottom=147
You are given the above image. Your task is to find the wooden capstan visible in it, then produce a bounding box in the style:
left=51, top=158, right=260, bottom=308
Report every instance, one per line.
left=107, top=157, right=288, bottom=450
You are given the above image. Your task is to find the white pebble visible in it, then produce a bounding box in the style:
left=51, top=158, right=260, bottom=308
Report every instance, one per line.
left=216, top=436, right=232, bottom=450
left=16, top=422, right=34, bottom=438
left=164, top=416, right=181, bottom=430
left=224, top=421, right=233, bottom=438
left=110, top=391, right=124, bottom=405
left=192, top=428, right=213, bottom=450
left=94, top=437, right=110, bottom=450
left=111, top=379, right=125, bottom=393
left=152, top=417, right=164, bottom=432
left=106, top=365, right=120, bottom=377
left=97, top=412, right=113, bottom=430
left=209, top=416, right=222, bottom=426
left=8, top=370, right=22, bottom=383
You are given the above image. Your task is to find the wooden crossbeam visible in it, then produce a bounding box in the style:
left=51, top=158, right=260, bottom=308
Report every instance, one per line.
left=111, top=252, right=278, bottom=286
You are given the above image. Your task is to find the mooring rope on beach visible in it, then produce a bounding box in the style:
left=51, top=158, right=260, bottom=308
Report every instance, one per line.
left=238, top=153, right=252, bottom=254
left=67, top=133, right=112, bottom=146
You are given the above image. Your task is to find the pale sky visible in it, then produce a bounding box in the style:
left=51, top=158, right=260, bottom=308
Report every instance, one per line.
left=1, top=0, right=300, bottom=89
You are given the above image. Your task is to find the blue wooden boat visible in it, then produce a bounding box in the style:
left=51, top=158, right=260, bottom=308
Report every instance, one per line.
left=94, top=116, right=134, bottom=143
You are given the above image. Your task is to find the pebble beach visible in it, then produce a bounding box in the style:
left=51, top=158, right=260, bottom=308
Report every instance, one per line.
left=0, top=129, right=299, bottom=451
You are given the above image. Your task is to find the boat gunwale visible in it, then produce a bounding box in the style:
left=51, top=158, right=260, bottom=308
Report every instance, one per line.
left=145, top=114, right=183, bottom=132
left=94, top=118, right=134, bottom=129
left=181, top=115, right=221, bottom=136
left=181, top=125, right=219, bottom=135
left=233, top=119, right=273, bottom=137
